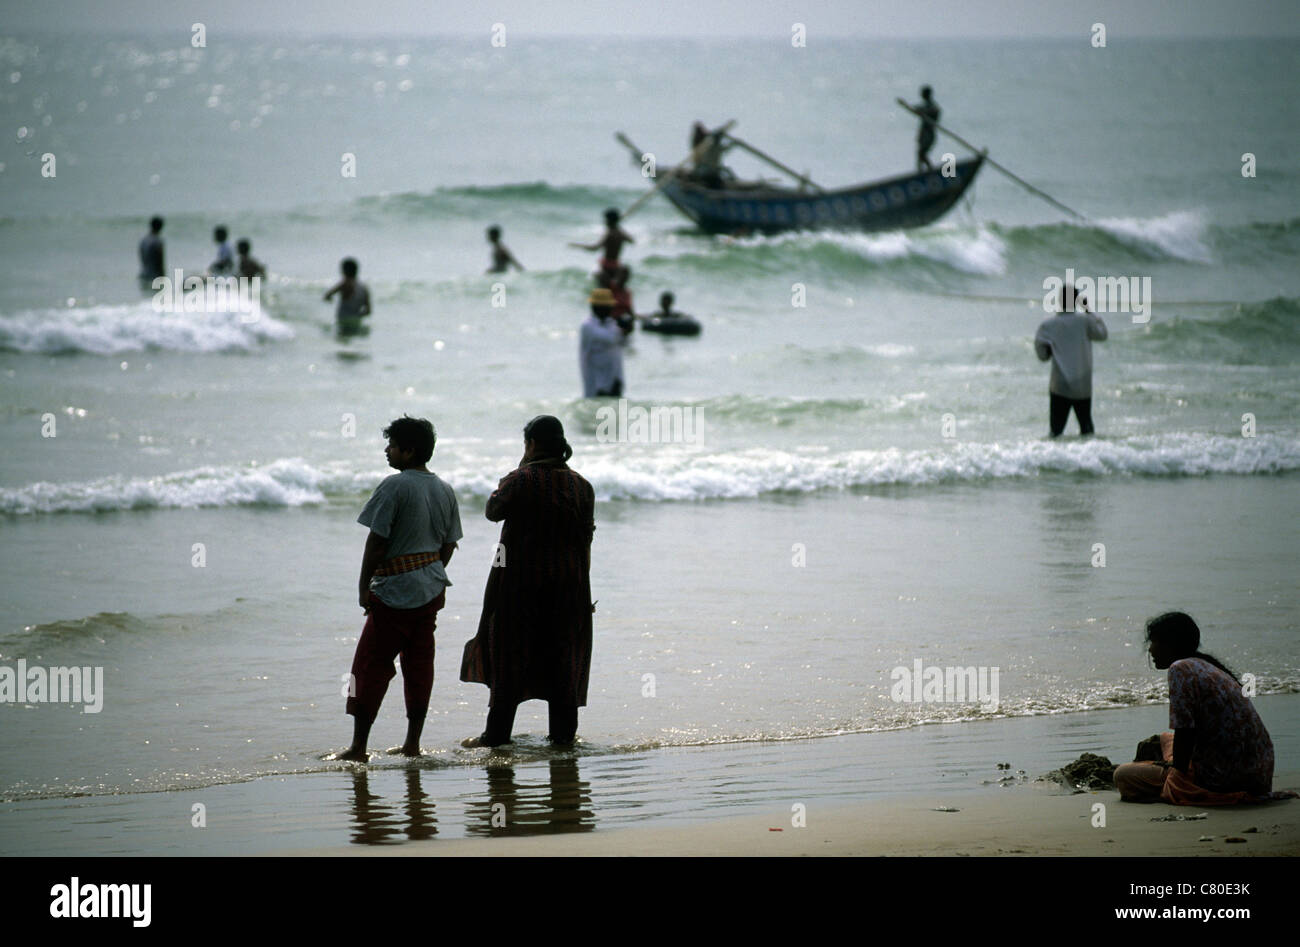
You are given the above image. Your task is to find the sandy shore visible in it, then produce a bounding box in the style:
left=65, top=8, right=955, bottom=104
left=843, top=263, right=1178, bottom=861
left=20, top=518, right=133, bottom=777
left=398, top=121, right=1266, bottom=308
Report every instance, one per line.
left=278, top=773, right=1300, bottom=857
left=4, top=698, right=1296, bottom=856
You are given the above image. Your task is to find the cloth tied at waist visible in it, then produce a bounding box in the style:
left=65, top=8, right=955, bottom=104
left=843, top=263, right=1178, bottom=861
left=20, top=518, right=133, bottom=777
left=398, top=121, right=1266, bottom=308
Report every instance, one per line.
left=373, top=550, right=441, bottom=577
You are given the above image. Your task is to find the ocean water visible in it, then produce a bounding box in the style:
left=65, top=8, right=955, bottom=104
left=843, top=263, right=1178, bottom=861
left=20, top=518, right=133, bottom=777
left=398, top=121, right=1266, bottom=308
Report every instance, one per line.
left=0, top=33, right=1297, bottom=810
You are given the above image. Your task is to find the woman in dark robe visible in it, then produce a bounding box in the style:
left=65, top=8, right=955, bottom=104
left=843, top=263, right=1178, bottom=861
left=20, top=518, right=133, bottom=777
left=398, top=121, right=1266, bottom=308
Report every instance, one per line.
left=460, top=416, right=595, bottom=746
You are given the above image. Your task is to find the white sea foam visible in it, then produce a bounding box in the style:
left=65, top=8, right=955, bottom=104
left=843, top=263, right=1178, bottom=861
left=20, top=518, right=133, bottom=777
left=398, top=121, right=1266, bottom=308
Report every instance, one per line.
left=865, top=344, right=917, bottom=358
left=837, top=226, right=1008, bottom=275
left=0, top=300, right=295, bottom=355
left=4, top=434, right=1296, bottom=514
left=0, top=458, right=329, bottom=515
left=546, top=433, right=1300, bottom=501
left=1094, top=209, right=1213, bottom=264
left=913, top=226, right=1008, bottom=275
left=727, top=225, right=1008, bottom=275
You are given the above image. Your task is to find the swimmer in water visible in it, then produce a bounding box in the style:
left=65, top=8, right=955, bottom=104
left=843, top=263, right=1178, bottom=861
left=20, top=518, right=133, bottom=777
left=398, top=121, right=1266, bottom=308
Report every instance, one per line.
left=569, top=208, right=634, bottom=280
left=236, top=239, right=266, bottom=280
left=138, top=216, right=165, bottom=285
left=656, top=291, right=680, bottom=318
left=209, top=225, right=234, bottom=276
left=485, top=225, right=524, bottom=274
left=325, top=257, right=372, bottom=336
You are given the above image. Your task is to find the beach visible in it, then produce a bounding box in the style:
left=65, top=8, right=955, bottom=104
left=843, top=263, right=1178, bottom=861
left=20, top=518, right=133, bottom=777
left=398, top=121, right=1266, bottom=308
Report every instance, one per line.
left=1, top=696, right=1295, bottom=856
left=1, top=20, right=1298, bottom=867
left=374, top=785, right=1300, bottom=858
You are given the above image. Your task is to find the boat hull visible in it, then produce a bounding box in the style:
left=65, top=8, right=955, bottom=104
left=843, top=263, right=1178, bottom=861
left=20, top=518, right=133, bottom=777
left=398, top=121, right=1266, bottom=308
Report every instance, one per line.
left=659, top=156, right=983, bottom=234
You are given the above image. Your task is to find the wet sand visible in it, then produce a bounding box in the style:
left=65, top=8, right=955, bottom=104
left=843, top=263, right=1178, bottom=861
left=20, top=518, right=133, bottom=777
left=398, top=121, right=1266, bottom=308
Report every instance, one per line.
left=2, top=696, right=1296, bottom=856
left=309, top=778, right=1300, bottom=857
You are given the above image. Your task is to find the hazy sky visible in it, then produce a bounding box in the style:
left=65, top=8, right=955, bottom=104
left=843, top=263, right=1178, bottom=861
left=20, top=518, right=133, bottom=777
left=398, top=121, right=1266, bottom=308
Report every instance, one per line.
left=4, top=0, right=1298, bottom=39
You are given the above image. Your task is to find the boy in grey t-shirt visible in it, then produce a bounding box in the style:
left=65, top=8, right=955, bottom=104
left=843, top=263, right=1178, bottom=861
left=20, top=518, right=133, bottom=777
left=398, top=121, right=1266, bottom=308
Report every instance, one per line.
left=338, top=415, right=462, bottom=761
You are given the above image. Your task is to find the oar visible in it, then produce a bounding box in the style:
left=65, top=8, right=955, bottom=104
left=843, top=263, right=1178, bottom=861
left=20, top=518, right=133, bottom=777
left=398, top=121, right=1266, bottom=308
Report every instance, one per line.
left=613, top=120, right=737, bottom=221
left=614, top=131, right=646, bottom=163
left=566, top=130, right=648, bottom=248
left=895, top=98, right=1087, bottom=221
left=723, top=134, right=824, bottom=192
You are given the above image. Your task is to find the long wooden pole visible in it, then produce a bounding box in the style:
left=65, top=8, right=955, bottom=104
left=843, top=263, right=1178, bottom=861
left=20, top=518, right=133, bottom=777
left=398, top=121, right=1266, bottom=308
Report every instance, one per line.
left=895, top=98, right=1087, bottom=221
left=724, top=135, right=824, bottom=192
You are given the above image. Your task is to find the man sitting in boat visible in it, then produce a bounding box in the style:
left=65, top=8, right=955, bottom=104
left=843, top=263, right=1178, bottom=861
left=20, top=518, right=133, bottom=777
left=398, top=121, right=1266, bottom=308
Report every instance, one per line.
left=690, top=121, right=736, bottom=189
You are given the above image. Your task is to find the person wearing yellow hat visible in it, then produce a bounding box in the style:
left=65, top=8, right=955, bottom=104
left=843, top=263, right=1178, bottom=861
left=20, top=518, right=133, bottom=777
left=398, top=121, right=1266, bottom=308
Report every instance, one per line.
left=580, top=286, right=629, bottom=397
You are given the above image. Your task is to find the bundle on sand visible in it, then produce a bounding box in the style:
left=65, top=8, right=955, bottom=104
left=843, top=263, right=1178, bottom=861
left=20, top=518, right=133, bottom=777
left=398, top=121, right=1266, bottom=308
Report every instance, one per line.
left=1133, top=734, right=1164, bottom=762
left=1039, top=752, right=1117, bottom=792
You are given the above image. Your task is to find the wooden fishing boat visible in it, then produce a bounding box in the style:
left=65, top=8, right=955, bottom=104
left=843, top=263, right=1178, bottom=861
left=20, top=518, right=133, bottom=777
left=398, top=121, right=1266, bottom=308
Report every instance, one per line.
left=658, top=157, right=983, bottom=235
left=616, top=124, right=984, bottom=235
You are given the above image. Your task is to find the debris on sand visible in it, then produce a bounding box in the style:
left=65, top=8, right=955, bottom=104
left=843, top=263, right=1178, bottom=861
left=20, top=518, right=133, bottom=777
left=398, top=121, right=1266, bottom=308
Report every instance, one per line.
left=1039, top=753, right=1117, bottom=792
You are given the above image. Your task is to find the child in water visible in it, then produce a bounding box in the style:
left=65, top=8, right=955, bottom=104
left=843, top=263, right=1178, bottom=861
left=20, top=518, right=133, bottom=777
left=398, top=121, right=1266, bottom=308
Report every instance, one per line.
left=209, top=226, right=234, bottom=276
left=656, top=291, right=680, bottom=318
left=485, top=226, right=524, bottom=274
left=236, top=239, right=266, bottom=279
left=570, top=208, right=634, bottom=280
left=609, top=264, right=635, bottom=333
left=324, top=257, right=372, bottom=336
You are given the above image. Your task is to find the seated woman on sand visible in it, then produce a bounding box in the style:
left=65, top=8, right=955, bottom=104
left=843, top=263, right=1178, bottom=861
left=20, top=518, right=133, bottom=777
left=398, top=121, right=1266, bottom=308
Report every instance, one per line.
left=1115, top=611, right=1283, bottom=806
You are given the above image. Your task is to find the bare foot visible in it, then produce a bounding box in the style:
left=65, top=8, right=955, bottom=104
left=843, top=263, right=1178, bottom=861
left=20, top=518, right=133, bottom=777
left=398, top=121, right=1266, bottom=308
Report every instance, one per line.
left=394, top=744, right=422, bottom=757
left=461, top=734, right=511, bottom=749
left=335, top=747, right=369, bottom=762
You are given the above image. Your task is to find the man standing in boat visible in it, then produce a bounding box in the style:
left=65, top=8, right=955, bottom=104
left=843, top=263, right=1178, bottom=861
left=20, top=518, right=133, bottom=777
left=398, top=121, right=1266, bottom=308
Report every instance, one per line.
left=913, top=86, right=941, bottom=171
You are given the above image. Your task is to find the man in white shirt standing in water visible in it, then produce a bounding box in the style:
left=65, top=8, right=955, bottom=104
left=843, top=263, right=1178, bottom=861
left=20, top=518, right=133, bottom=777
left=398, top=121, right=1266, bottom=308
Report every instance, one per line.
left=580, top=286, right=630, bottom=397
left=1035, top=283, right=1108, bottom=436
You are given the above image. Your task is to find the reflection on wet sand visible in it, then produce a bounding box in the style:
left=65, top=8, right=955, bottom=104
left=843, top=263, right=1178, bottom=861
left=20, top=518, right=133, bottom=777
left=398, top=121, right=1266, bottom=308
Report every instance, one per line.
left=347, top=768, right=438, bottom=846
left=344, top=756, right=593, bottom=845
left=1038, top=484, right=1101, bottom=593
left=464, top=757, right=596, bottom=838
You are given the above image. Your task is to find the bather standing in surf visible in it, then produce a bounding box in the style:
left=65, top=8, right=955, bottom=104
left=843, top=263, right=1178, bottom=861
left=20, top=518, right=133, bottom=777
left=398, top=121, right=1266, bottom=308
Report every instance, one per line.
left=325, top=257, right=372, bottom=336
left=460, top=415, right=595, bottom=747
